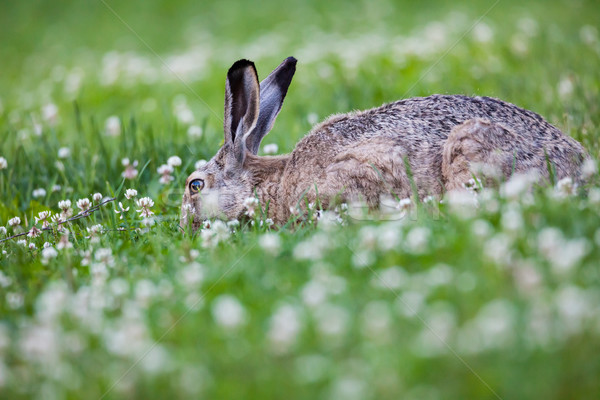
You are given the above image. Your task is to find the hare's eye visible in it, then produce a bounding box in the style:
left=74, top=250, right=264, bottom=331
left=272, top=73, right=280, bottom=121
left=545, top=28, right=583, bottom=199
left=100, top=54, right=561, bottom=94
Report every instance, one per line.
left=189, top=179, right=205, bottom=193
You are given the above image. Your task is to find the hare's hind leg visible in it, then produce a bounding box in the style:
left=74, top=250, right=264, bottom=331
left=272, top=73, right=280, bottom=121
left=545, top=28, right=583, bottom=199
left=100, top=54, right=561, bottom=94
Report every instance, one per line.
left=442, top=118, right=527, bottom=191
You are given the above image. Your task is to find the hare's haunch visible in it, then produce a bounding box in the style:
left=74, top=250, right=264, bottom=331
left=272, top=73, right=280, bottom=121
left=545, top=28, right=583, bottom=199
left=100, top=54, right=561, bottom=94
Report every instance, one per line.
left=181, top=57, right=587, bottom=229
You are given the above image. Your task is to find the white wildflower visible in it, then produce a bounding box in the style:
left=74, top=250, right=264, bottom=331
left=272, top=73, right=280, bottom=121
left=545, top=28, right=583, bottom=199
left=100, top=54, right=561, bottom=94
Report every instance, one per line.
left=581, top=158, right=597, bottom=180
left=187, top=125, right=203, bottom=138
left=51, top=184, right=61, bottom=192
left=557, top=76, right=574, bottom=100
left=124, top=188, right=137, bottom=200
left=8, top=216, right=21, bottom=227
left=105, top=115, right=121, bottom=136
left=211, top=295, right=246, bottom=329
left=262, top=143, right=279, bottom=155
left=17, top=239, right=26, bottom=247
left=0, top=156, right=7, bottom=169
left=195, top=159, right=207, bottom=169
left=167, top=156, right=182, bottom=167
left=243, top=197, right=259, bottom=217
left=41, top=247, right=58, bottom=263
left=35, top=211, right=52, bottom=228
left=27, top=226, right=42, bottom=238
left=28, top=242, right=36, bottom=250
left=259, top=233, right=282, bottom=256
left=92, top=192, right=103, bottom=202
left=157, top=164, right=174, bottom=184
left=122, top=159, right=139, bottom=180
left=87, top=224, right=103, bottom=240
left=473, top=22, right=493, bottom=43
left=0, top=227, right=6, bottom=236
left=32, top=188, right=47, bottom=198
left=136, top=197, right=154, bottom=218
left=500, top=171, right=538, bottom=200
left=372, top=266, right=407, bottom=290
left=268, top=304, right=302, bottom=353
left=42, top=103, right=59, bottom=124
left=57, top=147, right=70, bottom=159
left=313, top=303, right=350, bottom=337
left=554, top=177, right=577, bottom=198
left=56, top=233, right=73, bottom=250
left=76, top=198, right=91, bottom=212
left=114, top=202, right=130, bottom=220
left=405, top=226, right=430, bottom=254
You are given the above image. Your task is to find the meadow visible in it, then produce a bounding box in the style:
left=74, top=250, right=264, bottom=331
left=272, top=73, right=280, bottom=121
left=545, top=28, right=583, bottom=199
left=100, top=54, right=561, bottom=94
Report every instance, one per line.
left=1, top=0, right=600, bottom=399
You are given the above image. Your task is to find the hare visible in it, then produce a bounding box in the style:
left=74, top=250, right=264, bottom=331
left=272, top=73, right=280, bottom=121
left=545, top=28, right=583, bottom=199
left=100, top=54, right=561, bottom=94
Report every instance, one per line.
left=181, top=57, right=587, bottom=229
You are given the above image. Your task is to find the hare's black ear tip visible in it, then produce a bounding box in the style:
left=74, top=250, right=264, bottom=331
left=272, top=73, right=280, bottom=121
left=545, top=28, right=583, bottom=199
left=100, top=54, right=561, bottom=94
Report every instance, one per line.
left=285, top=56, right=297, bottom=65
left=229, top=59, right=256, bottom=73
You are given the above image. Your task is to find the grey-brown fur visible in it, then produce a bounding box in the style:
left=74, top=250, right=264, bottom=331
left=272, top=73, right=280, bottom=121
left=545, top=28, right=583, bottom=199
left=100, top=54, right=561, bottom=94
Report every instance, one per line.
left=181, top=58, right=587, bottom=229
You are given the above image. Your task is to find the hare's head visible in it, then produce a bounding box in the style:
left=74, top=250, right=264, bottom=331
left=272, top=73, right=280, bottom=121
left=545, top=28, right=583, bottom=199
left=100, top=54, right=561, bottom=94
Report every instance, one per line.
left=181, top=57, right=296, bottom=230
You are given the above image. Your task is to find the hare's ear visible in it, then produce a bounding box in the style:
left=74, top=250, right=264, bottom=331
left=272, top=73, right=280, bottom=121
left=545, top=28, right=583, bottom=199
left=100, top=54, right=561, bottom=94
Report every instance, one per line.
left=224, top=59, right=260, bottom=167
left=246, top=57, right=297, bottom=155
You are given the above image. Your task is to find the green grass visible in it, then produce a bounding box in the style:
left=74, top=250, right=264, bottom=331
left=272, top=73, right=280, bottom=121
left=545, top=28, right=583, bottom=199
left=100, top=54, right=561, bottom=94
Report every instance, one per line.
left=1, top=0, right=600, bottom=399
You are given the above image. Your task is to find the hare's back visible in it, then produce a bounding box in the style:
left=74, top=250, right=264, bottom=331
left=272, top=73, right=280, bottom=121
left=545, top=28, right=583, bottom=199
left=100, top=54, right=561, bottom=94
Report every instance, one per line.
left=317, top=94, right=564, bottom=145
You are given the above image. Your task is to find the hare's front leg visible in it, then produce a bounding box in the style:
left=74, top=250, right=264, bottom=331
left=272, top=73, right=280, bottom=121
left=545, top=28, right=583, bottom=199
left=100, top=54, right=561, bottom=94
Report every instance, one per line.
left=442, top=118, right=529, bottom=191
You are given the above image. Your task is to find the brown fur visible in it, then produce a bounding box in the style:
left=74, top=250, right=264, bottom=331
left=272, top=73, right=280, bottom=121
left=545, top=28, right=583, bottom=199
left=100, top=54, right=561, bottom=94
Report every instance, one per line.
left=181, top=58, right=588, bottom=228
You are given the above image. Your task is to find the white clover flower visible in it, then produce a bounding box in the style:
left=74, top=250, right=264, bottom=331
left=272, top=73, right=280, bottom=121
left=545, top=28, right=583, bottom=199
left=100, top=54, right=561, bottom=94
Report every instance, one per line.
left=28, top=242, right=36, bottom=250
left=500, top=171, right=538, bottom=200
left=92, top=192, right=103, bottom=202
left=262, top=143, right=279, bottom=155
left=94, top=247, right=115, bottom=267
left=557, top=76, right=574, bottom=100
left=157, top=164, right=174, bottom=184
left=268, top=304, right=302, bottom=353
left=27, top=226, right=42, bottom=238
left=211, top=295, right=246, bottom=329
left=243, top=197, right=259, bottom=217
left=17, top=239, right=27, bottom=247
left=187, top=125, right=203, bottom=138
left=56, top=234, right=73, bottom=250
left=259, top=233, right=282, bottom=256
left=41, top=247, right=58, bottom=261
left=114, top=202, right=130, bottom=220
left=136, top=197, right=155, bottom=218
left=0, top=226, right=6, bottom=236
left=554, top=177, right=577, bottom=198
left=0, top=156, right=7, bottom=169
left=105, top=115, right=121, bottom=136
left=195, top=159, right=207, bottom=169
left=58, top=199, right=71, bottom=210
left=8, top=217, right=21, bottom=227
left=121, top=158, right=139, bottom=180
left=473, top=22, right=493, bottom=43
left=51, top=184, right=61, bottom=192
left=313, top=303, right=350, bottom=337
left=35, top=211, right=52, bottom=228
left=405, top=226, right=430, bottom=254
left=124, top=188, right=138, bottom=199
left=32, top=188, right=47, bottom=198
left=87, top=224, right=103, bottom=240
left=57, top=147, right=70, bottom=159
left=76, top=198, right=91, bottom=212
left=167, top=156, right=182, bottom=167
left=397, top=197, right=412, bottom=211
left=42, top=103, right=59, bottom=125
left=581, top=158, right=597, bottom=180
left=55, top=160, right=65, bottom=172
